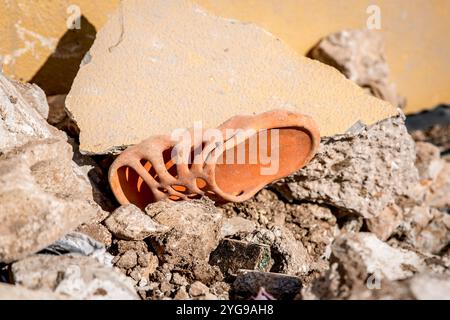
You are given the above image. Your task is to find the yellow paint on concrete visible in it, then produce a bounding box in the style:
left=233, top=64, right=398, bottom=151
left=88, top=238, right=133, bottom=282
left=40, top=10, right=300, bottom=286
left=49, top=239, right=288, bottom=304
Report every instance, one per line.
left=0, top=0, right=119, bottom=82
left=66, top=0, right=397, bottom=154
left=2, top=0, right=448, bottom=113
left=195, top=0, right=450, bottom=113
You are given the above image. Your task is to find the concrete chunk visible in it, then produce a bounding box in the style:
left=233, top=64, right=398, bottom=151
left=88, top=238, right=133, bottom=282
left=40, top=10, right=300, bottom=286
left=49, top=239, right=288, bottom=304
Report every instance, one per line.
left=66, top=0, right=396, bottom=154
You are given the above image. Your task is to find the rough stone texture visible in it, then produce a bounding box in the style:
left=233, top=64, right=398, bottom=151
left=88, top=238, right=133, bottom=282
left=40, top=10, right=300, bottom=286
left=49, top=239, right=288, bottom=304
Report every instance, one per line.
left=222, top=189, right=288, bottom=227
left=76, top=223, right=113, bottom=248
left=306, top=234, right=450, bottom=300
left=105, top=204, right=169, bottom=240
left=0, top=138, right=105, bottom=263
left=396, top=205, right=450, bottom=254
left=209, top=239, right=271, bottom=276
left=11, top=255, right=139, bottom=300
left=0, top=72, right=54, bottom=153
left=409, top=273, right=450, bottom=300
left=406, top=105, right=450, bottom=152
left=313, top=270, right=450, bottom=300
left=415, top=142, right=444, bottom=183
left=66, top=0, right=396, bottom=154
left=274, top=116, right=419, bottom=219
left=222, top=189, right=337, bottom=274
left=0, top=283, right=68, bottom=300
left=282, top=203, right=337, bottom=269
left=11, top=80, right=49, bottom=119
left=69, top=138, right=116, bottom=217
left=425, top=162, right=450, bottom=210
left=46, top=94, right=79, bottom=136
left=366, top=204, right=403, bottom=241
left=196, top=0, right=450, bottom=114
left=146, top=199, right=223, bottom=267
left=332, top=232, right=425, bottom=283
left=113, top=240, right=159, bottom=284
left=309, top=29, right=405, bottom=109
left=246, top=226, right=313, bottom=277
left=44, top=232, right=113, bottom=267
left=220, top=216, right=257, bottom=238
left=411, top=125, right=450, bottom=153
left=232, top=270, right=302, bottom=300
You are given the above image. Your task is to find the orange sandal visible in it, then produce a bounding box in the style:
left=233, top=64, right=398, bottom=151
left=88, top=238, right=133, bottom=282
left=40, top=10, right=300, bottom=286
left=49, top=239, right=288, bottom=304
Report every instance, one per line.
left=109, top=109, right=320, bottom=209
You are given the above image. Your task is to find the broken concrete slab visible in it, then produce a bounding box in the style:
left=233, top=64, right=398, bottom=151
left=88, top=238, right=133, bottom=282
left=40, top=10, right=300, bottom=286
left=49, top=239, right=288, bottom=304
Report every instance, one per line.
left=309, top=29, right=404, bottom=109
left=66, top=0, right=397, bottom=154
left=209, top=239, right=271, bottom=276
left=11, top=254, right=139, bottom=300
left=0, top=138, right=105, bottom=263
left=332, top=232, right=425, bottom=282
left=105, top=204, right=169, bottom=240
left=232, top=270, right=301, bottom=300
left=146, top=199, right=222, bottom=266
left=0, top=73, right=55, bottom=153
left=274, top=116, right=419, bottom=219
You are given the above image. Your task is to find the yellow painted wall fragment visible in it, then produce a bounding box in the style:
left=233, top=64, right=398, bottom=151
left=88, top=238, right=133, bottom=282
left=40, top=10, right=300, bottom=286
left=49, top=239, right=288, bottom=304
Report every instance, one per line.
left=195, top=0, right=450, bottom=113
left=66, top=0, right=397, bottom=154
left=2, top=0, right=448, bottom=113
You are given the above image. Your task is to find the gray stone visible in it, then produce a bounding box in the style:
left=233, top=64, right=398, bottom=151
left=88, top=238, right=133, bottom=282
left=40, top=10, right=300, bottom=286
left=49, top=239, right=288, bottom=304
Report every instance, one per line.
left=0, top=139, right=105, bottom=263
left=105, top=204, right=169, bottom=240
left=189, top=281, right=209, bottom=297
left=415, top=142, right=444, bottom=182
left=11, top=254, right=139, bottom=300
left=246, top=226, right=313, bottom=276
left=409, top=273, right=450, bottom=300
left=426, top=161, right=450, bottom=209
left=332, top=232, right=425, bottom=282
left=220, top=216, right=257, bottom=238
left=45, top=232, right=113, bottom=267
left=76, top=223, right=113, bottom=248
left=274, top=116, right=419, bottom=219
left=147, top=199, right=222, bottom=266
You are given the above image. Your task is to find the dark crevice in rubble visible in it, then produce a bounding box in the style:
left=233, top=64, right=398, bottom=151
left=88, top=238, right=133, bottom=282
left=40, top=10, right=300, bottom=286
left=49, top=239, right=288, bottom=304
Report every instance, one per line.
left=0, top=264, right=9, bottom=284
